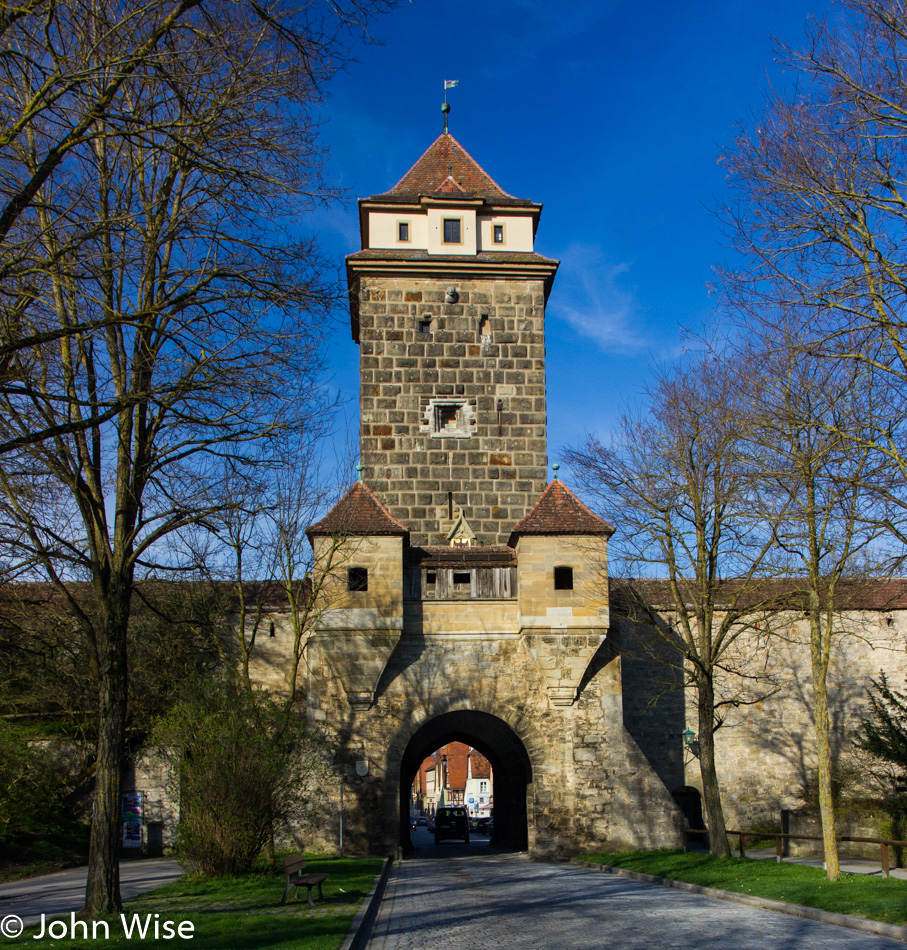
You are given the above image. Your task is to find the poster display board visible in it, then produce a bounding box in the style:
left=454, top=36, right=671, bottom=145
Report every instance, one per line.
left=122, top=792, right=143, bottom=848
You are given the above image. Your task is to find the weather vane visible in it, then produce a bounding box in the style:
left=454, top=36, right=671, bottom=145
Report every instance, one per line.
left=442, top=79, right=458, bottom=133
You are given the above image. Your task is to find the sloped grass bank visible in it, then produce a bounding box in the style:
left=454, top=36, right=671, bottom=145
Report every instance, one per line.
left=580, top=850, right=907, bottom=926
left=27, top=854, right=383, bottom=950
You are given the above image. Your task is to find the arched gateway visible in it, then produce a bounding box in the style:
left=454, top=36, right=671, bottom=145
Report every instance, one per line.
left=398, top=711, right=532, bottom=851
left=294, top=122, right=686, bottom=860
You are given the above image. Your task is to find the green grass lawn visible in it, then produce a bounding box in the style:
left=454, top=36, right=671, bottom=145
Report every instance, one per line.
left=26, top=854, right=384, bottom=950
left=580, top=850, right=907, bottom=927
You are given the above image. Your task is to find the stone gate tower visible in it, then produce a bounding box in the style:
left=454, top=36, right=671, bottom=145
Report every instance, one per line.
left=346, top=131, right=557, bottom=545
left=300, top=122, right=686, bottom=860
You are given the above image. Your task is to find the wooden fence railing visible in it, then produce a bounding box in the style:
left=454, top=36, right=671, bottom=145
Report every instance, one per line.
left=681, top=829, right=907, bottom=878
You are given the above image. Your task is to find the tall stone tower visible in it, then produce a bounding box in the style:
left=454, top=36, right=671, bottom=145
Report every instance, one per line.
left=298, top=120, right=686, bottom=861
left=346, top=130, right=558, bottom=546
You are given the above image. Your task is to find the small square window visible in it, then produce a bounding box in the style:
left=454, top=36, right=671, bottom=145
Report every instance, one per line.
left=443, top=218, right=461, bottom=244
left=452, top=571, right=471, bottom=585
left=438, top=404, right=459, bottom=430
left=348, top=567, right=368, bottom=592
left=554, top=566, right=574, bottom=590
left=419, top=319, right=432, bottom=334
left=493, top=224, right=504, bottom=243
left=398, top=221, right=410, bottom=242
left=422, top=397, right=476, bottom=438
left=426, top=571, right=437, bottom=585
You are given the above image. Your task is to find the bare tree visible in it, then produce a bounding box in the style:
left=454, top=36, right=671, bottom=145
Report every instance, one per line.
left=567, top=354, right=780, bottom=859
left=0, top=0, right=387, bottom=453
left=0, top=0, right=206, bottom=433
left=719, top=0, right=907, bottom=541
left=194, top=434, right=354, bottom=711
left=716, top=0, right=907, bottom=879
left=742, top=324, right=897, bottom=881
left=0, top=0, right=206, bottom=244
left=0, top=0, right=390, bottom=916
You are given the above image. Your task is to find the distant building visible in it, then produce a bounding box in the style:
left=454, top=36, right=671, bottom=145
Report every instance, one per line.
left=411, top=743, right=494, bottom=817
left=464, top=750, right=493, bottom=817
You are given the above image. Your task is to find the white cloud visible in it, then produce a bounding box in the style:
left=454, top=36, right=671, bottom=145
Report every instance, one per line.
left=548, top=242, right=649, bottom=351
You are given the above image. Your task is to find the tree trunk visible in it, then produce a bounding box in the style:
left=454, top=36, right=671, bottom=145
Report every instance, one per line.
left=697, top=673, right=731, bottom=858
left=82, top=596, right=130, bottom=915
left=812, top=635, right=840, bottom=881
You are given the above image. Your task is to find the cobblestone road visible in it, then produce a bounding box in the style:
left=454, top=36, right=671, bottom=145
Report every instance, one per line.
left=367, top=851, right=904, bottom=950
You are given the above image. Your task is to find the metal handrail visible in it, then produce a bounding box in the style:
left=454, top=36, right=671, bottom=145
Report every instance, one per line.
left=681, top=828, right=907, bottom=878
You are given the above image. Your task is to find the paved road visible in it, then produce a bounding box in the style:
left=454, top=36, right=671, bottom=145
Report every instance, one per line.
left=368, top=850, right=904, bottom=950
left=0, top=859, right=182, bottom=928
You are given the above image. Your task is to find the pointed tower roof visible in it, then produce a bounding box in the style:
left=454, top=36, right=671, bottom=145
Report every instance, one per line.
left=307, top=481, right=409, bottom=542
left=510, top=480, right=615, bottom=539
left=372, top=133, right=533, bottom=206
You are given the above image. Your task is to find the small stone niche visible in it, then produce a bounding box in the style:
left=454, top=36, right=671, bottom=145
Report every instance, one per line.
left=421, top=397, right=477, bottom=438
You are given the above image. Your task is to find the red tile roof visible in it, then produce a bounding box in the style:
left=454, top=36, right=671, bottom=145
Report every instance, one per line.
left=470, top=750, right=492, bottom=779
left=406, top=545, right=516, bottom=568
left=306, top=482, right=409, bottom=540
left=372, top=133, right=533, bottom=206
left=510, top=480, right=615, bottom=538
left=613, top=577, right=907, bottom=612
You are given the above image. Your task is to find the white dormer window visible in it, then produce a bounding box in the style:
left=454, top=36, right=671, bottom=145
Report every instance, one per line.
left=442, top=218, right=462, bottom=244
left=398, top=221, right=410, bottom=242
left=493, top=224, right=504, bottom=244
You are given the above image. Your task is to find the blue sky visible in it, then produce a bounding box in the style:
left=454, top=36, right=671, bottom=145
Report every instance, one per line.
left=311, top=0, right=831, bottom=478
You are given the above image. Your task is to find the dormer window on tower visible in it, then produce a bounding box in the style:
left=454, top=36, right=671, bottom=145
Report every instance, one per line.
left=442, top=218, right=462, bottom=244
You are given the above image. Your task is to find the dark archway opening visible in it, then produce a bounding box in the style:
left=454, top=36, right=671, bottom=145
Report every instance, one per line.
left=399, top=710, right=532, bottom=853
left=672, top=785, right=706, bottom=847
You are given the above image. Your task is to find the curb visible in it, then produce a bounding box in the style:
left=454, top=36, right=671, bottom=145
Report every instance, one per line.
left=569, top=859, right=907, bottom=944
left=339, top=856, right=393, bottom=950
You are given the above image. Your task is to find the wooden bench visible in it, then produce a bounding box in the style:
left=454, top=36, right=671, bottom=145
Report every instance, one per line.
left=281, top=854, right=328, bottom=906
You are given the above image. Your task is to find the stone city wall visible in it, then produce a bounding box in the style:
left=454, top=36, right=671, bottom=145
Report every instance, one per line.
left=621, top=607, right=907, bottom=831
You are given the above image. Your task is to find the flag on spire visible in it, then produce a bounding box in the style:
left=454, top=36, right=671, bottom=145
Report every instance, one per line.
left=442, top=80, right=459, bottom=131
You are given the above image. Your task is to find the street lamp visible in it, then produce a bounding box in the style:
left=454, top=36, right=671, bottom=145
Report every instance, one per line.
left=682, top=729, right=700, bottom=757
